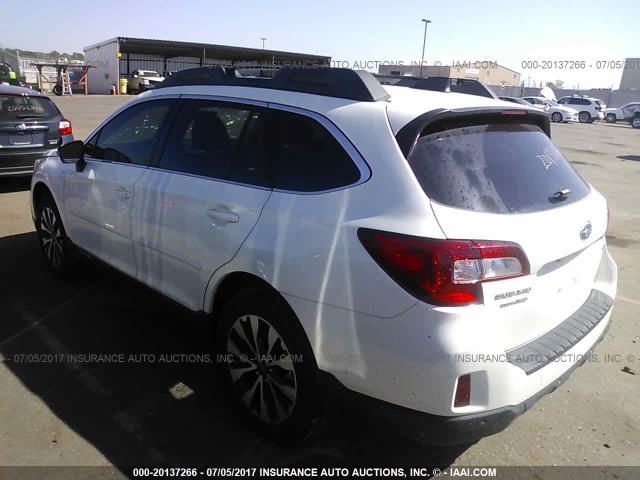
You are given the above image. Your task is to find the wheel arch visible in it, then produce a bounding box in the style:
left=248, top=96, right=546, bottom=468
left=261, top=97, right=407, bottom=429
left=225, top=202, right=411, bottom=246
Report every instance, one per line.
left=32, top=181, right=53, bottom=211
left=209, top=271, right=291, bottom=322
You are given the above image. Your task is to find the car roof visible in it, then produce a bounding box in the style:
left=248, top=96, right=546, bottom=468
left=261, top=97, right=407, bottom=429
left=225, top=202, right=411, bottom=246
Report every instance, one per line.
left=142, top=82, right=532, bottom=135
left=0, top=85, right=46, bottom=97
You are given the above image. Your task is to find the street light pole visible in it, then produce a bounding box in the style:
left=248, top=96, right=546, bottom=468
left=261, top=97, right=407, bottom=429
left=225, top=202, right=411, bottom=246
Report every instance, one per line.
left=261, top=38, right=267, bottom=50
left=419, top=19, right=431, bottom=77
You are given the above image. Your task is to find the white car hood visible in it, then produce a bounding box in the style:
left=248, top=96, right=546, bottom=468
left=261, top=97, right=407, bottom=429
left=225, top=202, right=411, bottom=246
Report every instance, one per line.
left=539, top=86, right=557, bottom=101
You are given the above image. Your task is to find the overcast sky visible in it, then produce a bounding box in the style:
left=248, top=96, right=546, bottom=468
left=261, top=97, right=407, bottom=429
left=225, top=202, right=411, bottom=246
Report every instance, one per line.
left=1, top=0, right=638, bottom=89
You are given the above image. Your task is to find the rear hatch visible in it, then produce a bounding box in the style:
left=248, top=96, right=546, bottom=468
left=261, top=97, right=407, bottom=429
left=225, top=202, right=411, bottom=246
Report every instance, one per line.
left=0, top=94, right=61, bottom=165
left=405, top=119, right=608, bottom=348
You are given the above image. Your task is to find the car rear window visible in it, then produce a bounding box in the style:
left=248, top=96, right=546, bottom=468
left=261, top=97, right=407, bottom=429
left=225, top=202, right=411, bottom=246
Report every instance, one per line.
left=407, top=123, right=590, bottom=214
left=0, top=95, right=59, bottom=121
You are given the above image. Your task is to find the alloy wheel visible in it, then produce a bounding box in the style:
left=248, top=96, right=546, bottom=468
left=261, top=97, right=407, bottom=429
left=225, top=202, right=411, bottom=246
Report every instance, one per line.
left=40, top=207, right=64, bottom=268
left=226, top=314, right=297, bottom=424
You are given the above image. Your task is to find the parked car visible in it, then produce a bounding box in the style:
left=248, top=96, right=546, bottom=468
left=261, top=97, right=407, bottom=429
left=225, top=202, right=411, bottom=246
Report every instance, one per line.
left=30, top=67, right=617, bottom=444
left=523, top=96, right=579, bottom=123
left=1, top=85, right=73, bottom=177
left=604, top=102, right=640, bottom=123
left=499, top=96, right=535, bottom=107
left=557, top=95, right=606, bottom=123
left=127, top=69, right=165, bottom=94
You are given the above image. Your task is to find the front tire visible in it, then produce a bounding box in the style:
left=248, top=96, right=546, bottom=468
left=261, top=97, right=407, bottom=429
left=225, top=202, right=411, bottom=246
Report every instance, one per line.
left=606, top=113, right=616, bottom=123
left=578, top=111, right=591, bottom=123
left=35, top=194, right=75, bottom=277
left=551, top=112, right=563, bottom=123
left=215, top=287, right=321, bottom=442
left=631, top=116, right=640, bottom=129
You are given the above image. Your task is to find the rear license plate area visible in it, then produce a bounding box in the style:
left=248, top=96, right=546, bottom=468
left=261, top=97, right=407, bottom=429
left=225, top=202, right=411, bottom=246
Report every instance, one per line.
left=9, top=133, right=33, bottom=145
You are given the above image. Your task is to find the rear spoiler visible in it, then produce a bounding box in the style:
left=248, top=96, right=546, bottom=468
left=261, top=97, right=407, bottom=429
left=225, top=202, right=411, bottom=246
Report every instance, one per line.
left=395, top=107, right=552, bottom=159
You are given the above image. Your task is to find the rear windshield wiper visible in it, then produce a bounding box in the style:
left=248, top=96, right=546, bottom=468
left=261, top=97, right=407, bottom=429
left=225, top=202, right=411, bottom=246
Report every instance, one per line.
left=549, top=188, right=571, bottom=202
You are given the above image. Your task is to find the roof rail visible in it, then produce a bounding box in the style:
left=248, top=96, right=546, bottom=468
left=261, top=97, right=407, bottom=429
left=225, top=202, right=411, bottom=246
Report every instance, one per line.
left=396, top=76, right=498, bottom=99
left=154, top=66, right=390, bottom=102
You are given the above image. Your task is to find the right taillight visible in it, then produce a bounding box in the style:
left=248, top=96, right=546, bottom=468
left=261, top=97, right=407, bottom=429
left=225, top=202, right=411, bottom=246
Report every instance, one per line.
left=357, top=229, right=530, bottom=307
left=59, top=120, right=72, bottom=135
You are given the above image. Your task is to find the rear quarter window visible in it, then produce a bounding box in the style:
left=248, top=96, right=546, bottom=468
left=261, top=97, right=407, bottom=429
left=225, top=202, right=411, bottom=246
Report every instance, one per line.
left=0, top=95, right=59, bottom=120
left=407, top=123, right=590, bottom=214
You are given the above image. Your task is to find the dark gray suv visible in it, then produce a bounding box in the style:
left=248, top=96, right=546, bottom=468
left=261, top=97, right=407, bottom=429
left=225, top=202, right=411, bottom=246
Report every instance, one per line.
left=0, top=85, right=73, bottom=176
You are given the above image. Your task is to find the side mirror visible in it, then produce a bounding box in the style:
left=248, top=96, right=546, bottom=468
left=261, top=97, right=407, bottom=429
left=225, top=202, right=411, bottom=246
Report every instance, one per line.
left=58, top=140, right=86, bottom=172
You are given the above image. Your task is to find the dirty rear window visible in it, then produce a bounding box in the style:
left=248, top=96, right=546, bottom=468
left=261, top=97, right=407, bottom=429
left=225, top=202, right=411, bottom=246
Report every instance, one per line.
left=407, top=123, right=590, bottom=214
left=0, top=95, right=59, bottom=121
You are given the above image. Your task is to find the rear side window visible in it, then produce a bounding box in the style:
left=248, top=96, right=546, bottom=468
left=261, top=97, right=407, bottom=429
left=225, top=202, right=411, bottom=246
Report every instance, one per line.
left=158, top=99, right=252, bottom=179
left=407, top=123, right=590, bottom=214
left=0, top=95, right=59, bottom=120
left=269, top=111, right=360, bottom=192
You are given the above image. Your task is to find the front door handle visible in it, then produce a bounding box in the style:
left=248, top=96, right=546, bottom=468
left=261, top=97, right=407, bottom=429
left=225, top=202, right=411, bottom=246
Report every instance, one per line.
left=114, top=187, right=132, bottom=199
left=207, top=208, right=239, bottom=224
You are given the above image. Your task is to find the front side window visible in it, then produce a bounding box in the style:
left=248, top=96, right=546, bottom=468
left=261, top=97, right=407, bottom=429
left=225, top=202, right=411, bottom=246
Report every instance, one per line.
left=158, top=99, right=252, bottom=179
left=269, top=110, right=360, bottom=192
left=407, top=123, right=590, bottom=214
left=88, top=100, right=173, bottom=165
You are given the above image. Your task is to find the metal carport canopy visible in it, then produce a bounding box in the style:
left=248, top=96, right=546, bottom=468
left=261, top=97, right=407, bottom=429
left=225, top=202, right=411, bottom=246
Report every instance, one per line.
left=116, top=37, right=331, bottom=64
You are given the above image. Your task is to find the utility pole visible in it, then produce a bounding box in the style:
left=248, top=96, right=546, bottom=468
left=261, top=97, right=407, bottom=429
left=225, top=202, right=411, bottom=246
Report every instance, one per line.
left=261, top=38, right=267, bottom=50
left=419, top=19, right=432, bottom=77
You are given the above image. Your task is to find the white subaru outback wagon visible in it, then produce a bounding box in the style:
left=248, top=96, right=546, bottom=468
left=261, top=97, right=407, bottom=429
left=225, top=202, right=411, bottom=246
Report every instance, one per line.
left=30, top=67, right=617, bottom=444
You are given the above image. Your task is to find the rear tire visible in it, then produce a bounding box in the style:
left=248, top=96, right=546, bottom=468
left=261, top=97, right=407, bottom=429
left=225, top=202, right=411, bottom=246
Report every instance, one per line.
left=606, top=113, right=616, bottom=123
left=35, top=194, right=76, bottom=278
left=215, top=287, right=321, bottom=442
left=631, top=116, right=640, bottom=129
left=578, top=111, right=590, bottom=123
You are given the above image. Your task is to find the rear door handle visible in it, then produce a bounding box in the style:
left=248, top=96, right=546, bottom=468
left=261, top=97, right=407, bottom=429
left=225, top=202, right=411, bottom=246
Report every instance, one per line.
left=114, top=187, right=132, bottom=199
left=207, top=208, right=239, bottom=224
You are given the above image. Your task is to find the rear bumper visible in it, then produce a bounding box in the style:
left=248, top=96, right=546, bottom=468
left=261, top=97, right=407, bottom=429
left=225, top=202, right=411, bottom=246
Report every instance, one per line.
left=0, top=149, right=55, bottom=176
left=289, top=242, right=617, bottom=443
left=319, top=316, right=611, bottom=445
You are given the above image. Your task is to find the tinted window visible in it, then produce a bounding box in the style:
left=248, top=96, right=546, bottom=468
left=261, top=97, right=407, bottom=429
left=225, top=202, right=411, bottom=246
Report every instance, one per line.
left=407, top=123, right=590, bottom=214
left=569, top=98, right=589, bottom=105
left=558, top=98, right=568, bottom=104
left=0, top=95, right=59, bottom=120
left=158, top=99, right=250, bottom=179
left=269, top=111, right=360, bottom=192
left=229, top=111, right=270, bottom=187
left=90, top=100, right=173, bottom=165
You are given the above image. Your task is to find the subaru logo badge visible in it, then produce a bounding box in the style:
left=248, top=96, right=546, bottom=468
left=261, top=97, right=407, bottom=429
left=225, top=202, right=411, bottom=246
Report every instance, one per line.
left=580, top=222, right=592, bottom=240
left=16, top=123, right=27, bottom=131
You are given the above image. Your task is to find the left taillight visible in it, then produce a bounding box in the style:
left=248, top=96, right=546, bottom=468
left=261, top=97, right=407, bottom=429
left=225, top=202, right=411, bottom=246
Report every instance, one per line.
left=59, top=119, right=72, bottom=136
left=357, top=229, right=530, bottom=307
